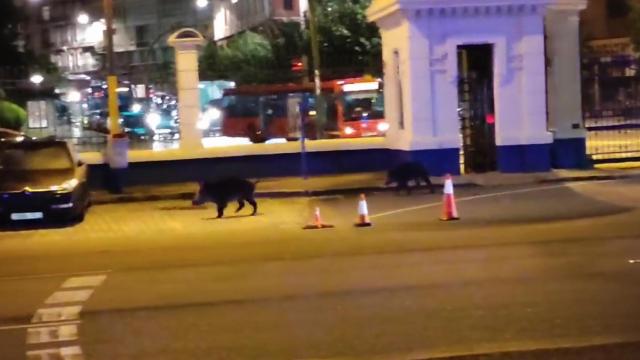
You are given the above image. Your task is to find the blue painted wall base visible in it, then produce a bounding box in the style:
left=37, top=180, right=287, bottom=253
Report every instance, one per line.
left=388, top=148, right=461, bottom=176
left=497, top=143, right=551, bottom=173
left=551, top=138, right=589, bottom=169
left=87, top=148, right=461, bottom=189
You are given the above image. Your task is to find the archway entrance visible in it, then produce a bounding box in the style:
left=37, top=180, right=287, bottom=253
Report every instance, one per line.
left=458, top=44, right=497, bottom=173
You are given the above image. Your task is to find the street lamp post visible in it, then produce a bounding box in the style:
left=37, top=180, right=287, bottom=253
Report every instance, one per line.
left=102, top=0, right=121, bottom=135
left=102, top=0, right=127, bottom=194
left=306, top=0, right=325, bottom=140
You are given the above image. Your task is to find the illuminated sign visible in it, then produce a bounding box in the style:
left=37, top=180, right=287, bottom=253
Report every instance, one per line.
left=342, top=82, right=380, bottom=92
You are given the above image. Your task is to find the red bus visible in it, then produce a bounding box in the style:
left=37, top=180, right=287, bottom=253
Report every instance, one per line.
left=197, top=77, right=387, bottom=141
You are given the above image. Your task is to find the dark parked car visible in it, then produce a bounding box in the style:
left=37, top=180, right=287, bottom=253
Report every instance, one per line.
left=0, top=138, right=90, bottom=224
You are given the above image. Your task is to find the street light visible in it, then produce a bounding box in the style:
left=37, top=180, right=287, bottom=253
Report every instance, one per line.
left=29, top=73, right=44, bottom=85
left=196, top=0, right=209, bottom=9
left=77, top=12, right=90, bottom=25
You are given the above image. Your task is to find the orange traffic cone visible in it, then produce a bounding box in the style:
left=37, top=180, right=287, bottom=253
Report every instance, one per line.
left=303, top=207, right=335, bottom=229
left=355, top=194, right=372, bottom=227
left=440, top=174, right=460, bottom=221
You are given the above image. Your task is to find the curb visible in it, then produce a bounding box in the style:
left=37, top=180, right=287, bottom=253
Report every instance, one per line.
left=415, top=340, right=640, bottom=360
left=90, top=173, right=633, bottom=206
left=91, top=184, right=475, bottom=205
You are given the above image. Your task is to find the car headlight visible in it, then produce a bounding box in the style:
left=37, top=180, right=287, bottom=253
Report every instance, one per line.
left=344, top=126, right=355, bottom=135
left=205, top=107, right=221, bottom=122
left=131, top=103, right=143, bottom=113
left=51, top=178, right=79, bottom=192
left=377, top=122, right=390, bottom=132
left=197, top=107, right=221, bottom=130
left=196, top=118, right=210, bottom=130
left=145, top=112, right=162, bottom=129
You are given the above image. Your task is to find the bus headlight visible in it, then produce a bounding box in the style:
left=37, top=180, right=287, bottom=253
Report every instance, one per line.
left=377, top=122, right=390, bottom=132
left=344, top=126, right=355, bottom=135
left=145, top=112, right=162, bottom=129
left=131, top=103, right=143, bottom=113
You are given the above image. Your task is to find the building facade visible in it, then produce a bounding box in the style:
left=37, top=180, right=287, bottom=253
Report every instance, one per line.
left=212, top=0, right=308, bottom=41
left=367, top=0, right=587, bottom=175
left=17, top=0, right=211, bottom=85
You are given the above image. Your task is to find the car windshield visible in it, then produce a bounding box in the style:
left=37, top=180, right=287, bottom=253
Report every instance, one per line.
left=343, top=90, right=384, bottom=122
left=0, top=143, right=73, bottom=171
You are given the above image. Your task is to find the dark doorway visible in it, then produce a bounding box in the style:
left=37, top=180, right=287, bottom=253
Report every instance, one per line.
left=457, top=44, right=497, bottom=173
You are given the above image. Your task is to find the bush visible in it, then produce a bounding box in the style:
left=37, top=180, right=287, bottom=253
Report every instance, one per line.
left=0, top=100, right=27, bottom=131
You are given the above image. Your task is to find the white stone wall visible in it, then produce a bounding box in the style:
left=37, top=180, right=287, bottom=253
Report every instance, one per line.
left=374, top=4, right=554, bottom=153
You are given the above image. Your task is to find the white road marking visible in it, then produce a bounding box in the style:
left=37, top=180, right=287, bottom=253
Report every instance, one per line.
left=26, top=345, right=83, bottom=360
left=0, top=269, right=112, bottom=282
left=371, top=181, right=614, bottom=219
left=26, top=324, right=79, bottom=344
left=61, top=275, right=107, bottom=289
left=32, top=306, right=83, bottom=323
left=23, top=274, right=108, bottom=360
left=44, top=289, right=94, bottom=305
left=0, top=320, right=81, bottom=331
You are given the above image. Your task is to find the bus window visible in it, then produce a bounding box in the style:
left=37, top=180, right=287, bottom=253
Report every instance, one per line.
left=223, top=95, right=260, bottom=118
left=343, top=90, right=384, bottom=121
left=261, top=94, right=288, bottom=138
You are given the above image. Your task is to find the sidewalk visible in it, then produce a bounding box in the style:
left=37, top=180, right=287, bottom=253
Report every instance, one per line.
left=91, top=165, right=640, bottom=205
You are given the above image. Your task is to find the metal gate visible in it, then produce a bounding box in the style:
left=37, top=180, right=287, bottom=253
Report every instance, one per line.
left=458, top=46, right=497, bottom=174
left=585, top=107, right=640, bottom=162
left=582, top=52, right=640, bottom=163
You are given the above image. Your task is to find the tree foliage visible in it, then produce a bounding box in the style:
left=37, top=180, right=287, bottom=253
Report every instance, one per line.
left=199, top=0, right=382, bottom=83
left=0, top=98, right=27, bottom=131
left=313, top=0, right=381, bottom=77
left=200, top=31, right=280, bottom=84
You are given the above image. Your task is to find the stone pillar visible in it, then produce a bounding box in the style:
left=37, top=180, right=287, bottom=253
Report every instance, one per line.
left=545, top=1, right=588, bottom=168
left=168, top=29, right=206, bottom=151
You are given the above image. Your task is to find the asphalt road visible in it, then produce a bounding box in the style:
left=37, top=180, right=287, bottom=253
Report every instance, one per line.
left=1, top=179, right=640, bottom=359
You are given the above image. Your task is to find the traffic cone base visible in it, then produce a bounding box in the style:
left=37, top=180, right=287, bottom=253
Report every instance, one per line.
left=355, top=223, right=373, bottom=227
left=303, top=207, right=334, bottom=230
left=355, top=215, right=373, bottom=227
left=303, top=224, right=335, bottom=229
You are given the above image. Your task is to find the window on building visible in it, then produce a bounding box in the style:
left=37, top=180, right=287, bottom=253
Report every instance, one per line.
left=607, top=0, right=631, bottom=18
left=41, top=6, right=50, bottom=21
left=135, top=25, right=150, bottom=48
left=41, top=29, right=49, bottom=49
left=284, top=0, right=294, bottom=11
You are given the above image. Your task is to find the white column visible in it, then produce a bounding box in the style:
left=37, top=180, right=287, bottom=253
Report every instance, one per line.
left=174, top=46, right=202, bottom=150
left=545, top=6, right=586, bottom=140
left=521, top=13, right=552, bottom=145
left=168, top=29, right=206, bottom=151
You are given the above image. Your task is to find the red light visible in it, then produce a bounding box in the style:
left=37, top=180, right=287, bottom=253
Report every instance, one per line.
left=291, top=58, right=304, bottom=72
left=486, top=113, right=495, bottom=124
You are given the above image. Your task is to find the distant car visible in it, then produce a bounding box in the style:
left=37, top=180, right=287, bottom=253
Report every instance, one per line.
left=122, top=100, right=180, bottom=141
left=0, top=138, right=90, bottom=224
